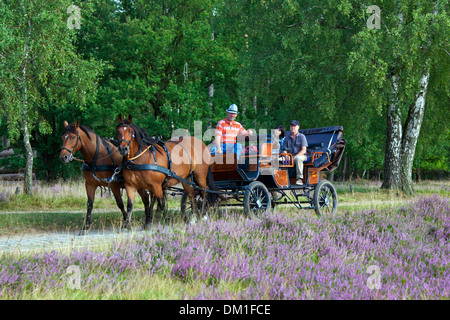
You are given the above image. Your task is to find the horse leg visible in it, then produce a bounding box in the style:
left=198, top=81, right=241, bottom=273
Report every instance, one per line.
left=124, top=184, right=137, bottom=230
left=156, top=191, right=166, bottom=212
left=151, top=186, right=167, bottom=223
left=155, top=190, right=169, bottom=222
left=137, top=188, right=151, bottom=228
left=110, top=184, right=127, bottom=222
left=181, top=182, right=197, bottom=222
left=193, top=168, right=209, bottom=218
left=81, top=182, right=97, bottom=235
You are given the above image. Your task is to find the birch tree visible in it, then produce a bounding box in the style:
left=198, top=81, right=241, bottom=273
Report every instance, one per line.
left=347, top=1, right=448, bottom=195
left=0, top=0, right=102, bottom=194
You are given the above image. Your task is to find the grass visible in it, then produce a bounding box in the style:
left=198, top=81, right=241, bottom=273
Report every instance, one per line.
left=0, top=179, right=448, bottom=235
left=0, top=193, right=449, bottom=299
left=1, top=270, right=199, bottom=300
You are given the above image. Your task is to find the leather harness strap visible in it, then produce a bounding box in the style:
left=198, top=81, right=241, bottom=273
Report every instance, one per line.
left=81, top=135, right=121, bottom=182
left=117, top=138, right=196, bottom=190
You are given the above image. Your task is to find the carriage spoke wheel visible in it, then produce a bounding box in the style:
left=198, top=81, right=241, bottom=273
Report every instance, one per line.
left=180, top=192, right=206, bottom=224
left=244, top=181, right=271, bottom=218
left=313, top=180, right=338, bottom=216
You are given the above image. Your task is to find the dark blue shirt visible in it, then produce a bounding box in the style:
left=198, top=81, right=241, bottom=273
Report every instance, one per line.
left=283, top=131, right=308, bottom=156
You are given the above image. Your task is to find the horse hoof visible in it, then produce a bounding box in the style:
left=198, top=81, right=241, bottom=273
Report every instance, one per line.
left=122, top=220, right=131, bottom=230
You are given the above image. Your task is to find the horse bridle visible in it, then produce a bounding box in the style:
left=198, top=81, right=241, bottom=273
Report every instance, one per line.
left=61, top=133, right=81, bottom=162
left=117, top=124, right=136, bottom=151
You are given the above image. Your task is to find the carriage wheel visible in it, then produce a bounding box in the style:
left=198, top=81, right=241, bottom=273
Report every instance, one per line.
left=244, top=181, right=271, bottom=218
left=313, top=180, right=338, bottom=216
left=180, top=192, right=206, bottom=224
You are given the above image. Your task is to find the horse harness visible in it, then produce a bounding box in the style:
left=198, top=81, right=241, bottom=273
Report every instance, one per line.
left=123, top=141, right=195, bottom=189
left=81, top=135, right=119, bottom=183
left=62, top=131, right=121, bottom=184
left=113, top=124, right=197, bottom=190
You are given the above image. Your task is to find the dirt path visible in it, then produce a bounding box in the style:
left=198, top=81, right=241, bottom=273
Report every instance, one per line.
left=0, top=199, right=409, bottom=254
left=0, top=227, right=152, bottom=254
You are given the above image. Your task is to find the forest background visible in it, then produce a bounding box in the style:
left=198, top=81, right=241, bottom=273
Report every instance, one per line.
left=0, top=0, right=448, bottom=196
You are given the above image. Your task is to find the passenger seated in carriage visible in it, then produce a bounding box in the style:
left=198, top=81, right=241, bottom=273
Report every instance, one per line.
left=210, top=104, right=253, bottom=159
left=283, top=120, right=308, bottom=185
left=272, top=124, right=285, bottom=154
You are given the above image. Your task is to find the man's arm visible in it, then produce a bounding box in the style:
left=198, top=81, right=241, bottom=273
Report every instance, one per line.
left=295, top=146, right=307, bottom=158
left=237, top=125, right=253, bottom=137
left=214, top=136, right=222, bottom=153
left=294, top=134, right=308, bottom=158
left=214, top=122, right=224, bottom=153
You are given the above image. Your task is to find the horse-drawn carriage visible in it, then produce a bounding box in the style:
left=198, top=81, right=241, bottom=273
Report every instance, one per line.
left=181, top=126, right=347, bottom=221
left=60, top=116, right=346, bottom=232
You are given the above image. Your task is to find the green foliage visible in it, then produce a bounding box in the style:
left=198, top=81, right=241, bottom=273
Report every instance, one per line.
left=0, top=0, right=103, bottom=140
left=217, top=0, right=449, bottom=179
left=0, top=0, right=448, bottom=180
left=76, top=0, right=239, bottom=139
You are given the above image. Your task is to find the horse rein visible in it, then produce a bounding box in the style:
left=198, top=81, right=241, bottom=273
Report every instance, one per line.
left=61, top=132, right=120, bottom=164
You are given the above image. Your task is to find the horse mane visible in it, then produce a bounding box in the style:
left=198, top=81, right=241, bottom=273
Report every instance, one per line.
left=117, top=119, right=160, bottom=151
left=104, top=137, right=119, bottom=148
left=63, top=123, right=94, bottom=140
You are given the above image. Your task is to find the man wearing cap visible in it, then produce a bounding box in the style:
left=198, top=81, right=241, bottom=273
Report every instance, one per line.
left=283, top=120, right=308, bottom=185
left=212, top=104, right=253, bottom=158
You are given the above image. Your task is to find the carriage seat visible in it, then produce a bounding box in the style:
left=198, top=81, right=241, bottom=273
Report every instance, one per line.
left=300, top=127, right=343, bottom=168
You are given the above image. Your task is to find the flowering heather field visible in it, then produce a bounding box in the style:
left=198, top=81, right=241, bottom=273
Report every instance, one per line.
left=0, top=194, right=449, bottom=299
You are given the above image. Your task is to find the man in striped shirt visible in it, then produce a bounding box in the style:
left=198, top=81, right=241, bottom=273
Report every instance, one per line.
left=212, top=104, right=253, bottom=157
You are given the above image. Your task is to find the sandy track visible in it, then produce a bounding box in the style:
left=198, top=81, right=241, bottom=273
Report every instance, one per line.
left=0, top=199, right=409, bottom=254
left=0, top=227, right=152, bottom=254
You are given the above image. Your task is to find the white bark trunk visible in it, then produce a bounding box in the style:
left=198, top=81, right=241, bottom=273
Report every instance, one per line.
left=382, top=2, right=438, bottom=195
left=21, top=19, right=33, bottom=195
left=400, top=71, right=429, bottom=195
left=382, top=75, right=402, bottom=190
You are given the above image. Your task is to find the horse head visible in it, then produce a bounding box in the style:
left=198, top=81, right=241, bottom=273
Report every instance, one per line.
left=116, top=114, right=136, bottom=157
left=60, top=120, right=82, bottom=163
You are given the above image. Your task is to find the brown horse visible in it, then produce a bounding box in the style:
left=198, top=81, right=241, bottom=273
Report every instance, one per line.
left=59, top=120, right=152, bottom=233
left=116, top=114, right=217, bottom=226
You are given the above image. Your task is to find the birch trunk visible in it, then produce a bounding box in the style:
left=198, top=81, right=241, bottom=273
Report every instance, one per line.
left=382, top=75, right=402, bottom=190
left=382, top=3, right=436, bottom=195
left=21, top=19, right=33, bottom=195
left=400, top=72, right=429, bottom=195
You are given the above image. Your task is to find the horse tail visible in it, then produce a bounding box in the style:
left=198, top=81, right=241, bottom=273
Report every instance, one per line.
left=206, top=166, right=220, bottom=205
